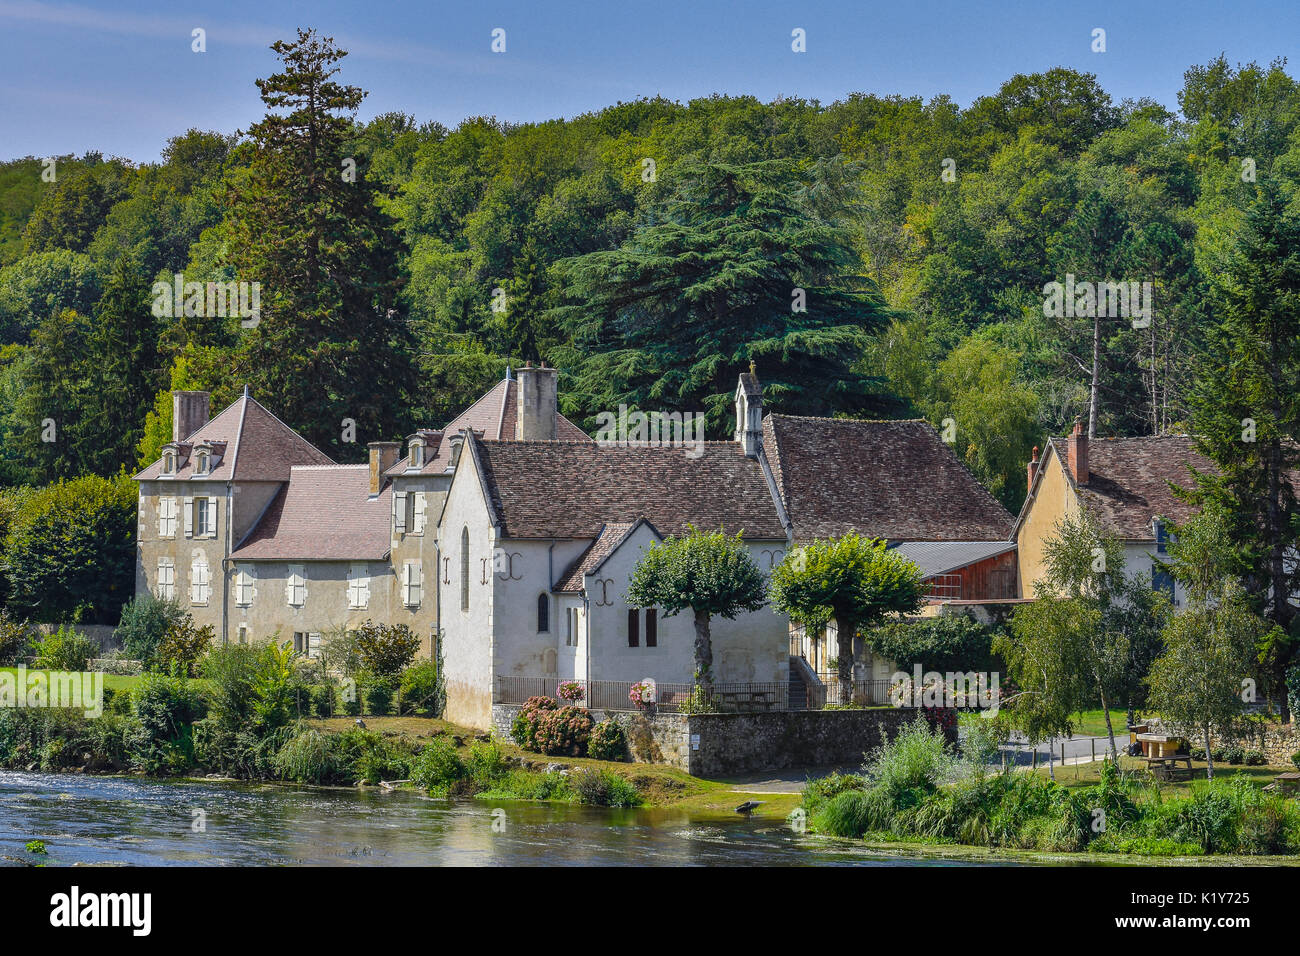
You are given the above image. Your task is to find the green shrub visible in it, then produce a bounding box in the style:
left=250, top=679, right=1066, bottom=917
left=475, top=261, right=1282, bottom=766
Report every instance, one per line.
left=588, top=718, right=630, bottom=762
left=273, top=728, right=346, bottom=784
left=0, top=608, right=35, bottom=665
left=362, top=673, right=395, bottom=716
left=534, top=705, right=594, bottom=757
left=155, top=616, right=214, bottom=678
left=411, top=736, right=465, bottom=792
left=570, top=768, right=642, bottom=807
left=1235, top=802, right=1293, bottom=855
left=1292, top=752, right=1300, bottom=770
left=863, top=715, right=956, bottom=802
left=466, top=739, right=509, bottom=788
left=115, top=594, right=186, bottom=666
left=311, top=684, right=336, bottom=718
left=399, top=661, right=443, bottom=715
left=33, top=625, right=98, bottom=670
left=333, top=727, right=413, bottom=785
left=128, top=671, right=204, bottom=774
left=351, top=620, right=420, bottom=676
left=813, top=790, right=874, bottom=838
left=802, top=772, right=867, bottom=817
left=510, top=696, right=558, bottom=751
left=1244, top=749, right=1267, bottom=766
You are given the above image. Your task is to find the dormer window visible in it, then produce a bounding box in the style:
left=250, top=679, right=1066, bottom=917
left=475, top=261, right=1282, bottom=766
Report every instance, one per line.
left=195, top=451, right=210, bottom=475
left=163, top=451, right=175, bottom=475
left=409, top=439, right=424, bottom=469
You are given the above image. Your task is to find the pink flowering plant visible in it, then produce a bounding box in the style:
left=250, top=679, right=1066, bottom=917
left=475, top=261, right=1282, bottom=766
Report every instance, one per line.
left=628, top=678, right=657, bottom=708
left=557, top=680, right=585, bottom=702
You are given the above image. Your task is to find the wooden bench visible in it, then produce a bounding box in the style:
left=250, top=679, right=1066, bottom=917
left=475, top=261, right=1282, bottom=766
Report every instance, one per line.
left=1273, top=772, right=1300, bottom=793
left=1142, top=755, right=1195, bottom=782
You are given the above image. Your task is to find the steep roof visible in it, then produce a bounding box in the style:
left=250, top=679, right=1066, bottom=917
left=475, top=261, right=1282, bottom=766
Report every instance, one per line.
left=1047, top=434, right=1212, bottom=539
left=231, top=465, right=392, bottom=560
left=892, top=540, right=1017, bottom=578
left=134, top=391, right=333, bottom=482
left=762, top=414, right=1015, bottom=542
left=385, top=377, right=590, bottom=476
left=472, top=437, right=786, bottom=539
left=554, top=521, right=642, bottom=592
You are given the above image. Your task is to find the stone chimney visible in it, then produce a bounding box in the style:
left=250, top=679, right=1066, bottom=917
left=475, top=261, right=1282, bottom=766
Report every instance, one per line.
left=515, top=361, right=558, bottom=440
left=734, top=362, right=763, bottom=458
left=367, top=441, right=400, bottom=496
left=1067, top=418, right=1088, bottom=484
left=1027, top=445, right=1040, bottom=489
left=172, top=390, right=210, bottom=443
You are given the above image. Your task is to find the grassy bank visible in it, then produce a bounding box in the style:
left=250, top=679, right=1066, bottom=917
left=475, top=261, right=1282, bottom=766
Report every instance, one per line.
left=801, top=716, right=1300, bottom=859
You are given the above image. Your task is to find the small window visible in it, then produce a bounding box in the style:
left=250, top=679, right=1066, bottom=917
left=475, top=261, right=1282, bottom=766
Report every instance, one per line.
left=1152, top=567, right=1175, bottom=601
left=566, top=607, right=579, bottom=647
left=195, top=451, right=209, bottom=475
left=348, top=564, right=370, bottom=609
left=235, top=565, right=255, bottom=606
left=158, top=496, right=177, bottom=538
left=460, top=527, right=470, bottom=611
left=195, top=497, right=210, bottom=537
left=537, top=593, right=549, bottom=632
left=410, top=440, right=424, bottom=469
left=293, top=632, right=309, bottom=655
left=286, top=565, right=307, bottom=607
left=627, top=608, right=640, bottom=647
left=163, top=451, right=175, bottom=474
left=156, top=558, right=175, bottom=601
left=403, top=560, right=422, bottom=607
left=237, top=624, right=249, bottom=645
left=645, top=608, right=657, bottom=647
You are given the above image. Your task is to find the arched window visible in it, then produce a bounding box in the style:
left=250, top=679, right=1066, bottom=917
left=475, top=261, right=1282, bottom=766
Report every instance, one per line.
left=537, top=593, right=549, bottom=632
left=195, top=451, right=209, bottom=475
left=163, top=451, right=174, bottom=474
left=410, top=439, right=424, bottom=468
left=460, top=526, right=470, bottom=611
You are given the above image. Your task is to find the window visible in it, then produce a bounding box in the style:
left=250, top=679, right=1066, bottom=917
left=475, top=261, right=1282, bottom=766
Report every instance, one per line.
left=156, top=558, right=175, bottom=601
left=187, top=496, right=217, bottom=539
left=410, top=440, right=424, bottom=469
left=1152, top=567, right=1175, bottom=601
left=286, top=565, right=307, bottom=607
left=627, top=608, right=640, bottom=647
left=195, top=497, right=209, bottom=536
left=163, top=451, right=175, bottom=474
left=195, top=451, right=209, bottom=475
left=293, top=631, right=309, bottom=655
left=190, top=553, right=211, bottom=605
left=393, top=492, right=408, bottom=534
left=565, top=607, right=580, bottom=647
left=411, top=492, right=427, bottom=535
left=460, top=527, right=470, bottom=611
left=236, top=624, right=248, bottom=645
left=1154, top=519, right=1169, bottom=555
left=537, top=593, right=549, bottom=632
left=628, top=609, right=657, bottom=647
left=292, top=632, right=322, bottom=658
left=235, top=565, right=255, bottom=607
left=645, top=608, right=657, bottom=647
left=403, top=561, right=422, bottom=607
left=158, top=496, right=177, bottom=538
left=347, top=564, right=370, bottom=609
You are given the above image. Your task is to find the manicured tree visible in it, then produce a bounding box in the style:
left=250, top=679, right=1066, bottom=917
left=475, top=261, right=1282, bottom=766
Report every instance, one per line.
left=769, top=533, right=925, bottom=705
left=625, top=527, right=767, bottom=695
left=1147, top=583, right=1263, bottom=779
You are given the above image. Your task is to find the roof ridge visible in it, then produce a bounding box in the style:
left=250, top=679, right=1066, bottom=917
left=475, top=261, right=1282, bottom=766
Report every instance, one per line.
left=766, top=413, right=930, bottom=424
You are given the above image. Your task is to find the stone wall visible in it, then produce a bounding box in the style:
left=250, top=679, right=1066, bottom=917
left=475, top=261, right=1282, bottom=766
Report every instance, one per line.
left=491, top=703, right=948, bottom=777
left=1208, top=724, right=1300, bottom=766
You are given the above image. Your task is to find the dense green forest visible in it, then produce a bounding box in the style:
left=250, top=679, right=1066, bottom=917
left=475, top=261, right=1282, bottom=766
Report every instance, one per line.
left=3, top=30, right=1300, bottom=517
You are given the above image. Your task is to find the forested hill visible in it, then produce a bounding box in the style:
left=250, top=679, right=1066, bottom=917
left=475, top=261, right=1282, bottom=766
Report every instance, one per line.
left=2, top=29, right=1298, bottom=514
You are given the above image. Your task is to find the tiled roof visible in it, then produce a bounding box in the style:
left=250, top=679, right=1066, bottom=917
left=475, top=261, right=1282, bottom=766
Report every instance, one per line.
left=762, top=415, right=1015, bottom=542
left=1054, top=435, right=1212, bottom=538
left=134, top=392, right=333, bottom=482
left=385, top=377, right=590, bottom=476
left=231, top=465, right=392, bottom=560
left=472, top=438, right=787, bottom=539
left=554, top=522, right=640, bottom=592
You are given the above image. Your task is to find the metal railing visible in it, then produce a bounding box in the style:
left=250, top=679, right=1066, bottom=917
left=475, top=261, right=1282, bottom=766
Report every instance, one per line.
left=804, top=675, right=896, bottom=709
left=495, top=676, right=790, bottom=713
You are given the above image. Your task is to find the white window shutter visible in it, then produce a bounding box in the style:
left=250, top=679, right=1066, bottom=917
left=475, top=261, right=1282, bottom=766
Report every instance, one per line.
left=207, top=497, right=219, bottom=538
left=394, top=492, right=407, bottom=533
left=183, top=496, right=194, bottom=537
left=413, top=492, right=427, bottom=534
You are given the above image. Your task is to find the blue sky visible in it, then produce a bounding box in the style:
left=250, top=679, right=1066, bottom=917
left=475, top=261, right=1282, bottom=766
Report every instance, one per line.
left=1, top=0, right=1297, bottom=162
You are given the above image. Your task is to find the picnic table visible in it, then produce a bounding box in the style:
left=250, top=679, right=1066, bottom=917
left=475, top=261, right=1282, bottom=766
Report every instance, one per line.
left=1272, top=772, right=1300, bottom=793
left=1141, top=754, right=1194, bottom=782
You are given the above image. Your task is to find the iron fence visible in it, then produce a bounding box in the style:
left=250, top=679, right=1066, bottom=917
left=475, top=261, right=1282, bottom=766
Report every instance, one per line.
left=495, top=676, right=789, bottom=713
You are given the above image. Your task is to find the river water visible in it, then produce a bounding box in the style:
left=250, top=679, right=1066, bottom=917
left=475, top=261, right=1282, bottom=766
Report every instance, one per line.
left=0, top=770, right=1015, bottom=866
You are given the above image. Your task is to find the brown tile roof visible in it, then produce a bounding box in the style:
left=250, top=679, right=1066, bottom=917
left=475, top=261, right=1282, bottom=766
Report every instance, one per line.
left=554, top=522, right=640, bottom=592
left=1054, top=435, right=1212, bottom=538
left=761, top=414, right=1015, bottom=542
left=385, top=377, right=590, bottom=476
left=231, top=465, right=392, bottom=560
left=134, top=392, right=333, bottom=482
left=472, top=438, right=786, bottom=539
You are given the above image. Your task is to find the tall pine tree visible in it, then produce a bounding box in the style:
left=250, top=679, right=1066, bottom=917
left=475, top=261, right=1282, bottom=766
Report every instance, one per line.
left=224, top=29, right=413, bottom=455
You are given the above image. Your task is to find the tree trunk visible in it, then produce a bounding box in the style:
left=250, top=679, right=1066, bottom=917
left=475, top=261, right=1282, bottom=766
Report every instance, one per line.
left=1100, top=692, right=1119, bottom=763
left=693, top=608, right=713, bottom=696
left=1088, top=313, right=1101, bottom=438
left=1203, top=724, right=1214, bottom=780
left=837, top=623, right=854, bottom=706
left=1047, top=735, right=1056, bottom=781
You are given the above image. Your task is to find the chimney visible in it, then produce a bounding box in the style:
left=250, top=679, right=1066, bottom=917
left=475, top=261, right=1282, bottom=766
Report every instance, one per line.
left=515, top=361, right=558, bottom=440
left=172, top=390, right=210, bottom=443
left=367, top=441, right=400, bottom=495
left=1067, top=417, right=1088, bottom=484
left=734, top=362, right=763, bottom=458
left=1027, top=445, right=1040, bottom=489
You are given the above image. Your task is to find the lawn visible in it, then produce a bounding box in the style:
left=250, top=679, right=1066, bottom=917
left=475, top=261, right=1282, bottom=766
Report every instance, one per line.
left=0, top=666, right=140, bottom=695
left=1031, top=753, right=1291, bottom=792
left=1069, top=708, right=1130, bottom=738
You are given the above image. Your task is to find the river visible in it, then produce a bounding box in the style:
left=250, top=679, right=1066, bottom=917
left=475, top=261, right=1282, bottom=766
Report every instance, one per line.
left=0, top=770, right=1015, bottom=866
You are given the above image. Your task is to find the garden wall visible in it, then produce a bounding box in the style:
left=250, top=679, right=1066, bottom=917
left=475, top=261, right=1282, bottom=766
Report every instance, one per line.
left=490, top=703, right=950, bottom=777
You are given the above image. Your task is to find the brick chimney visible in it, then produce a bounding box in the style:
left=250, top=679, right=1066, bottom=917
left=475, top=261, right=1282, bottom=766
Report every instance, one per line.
left=734, top=362, right=763, bottom=457
left=1067, top=418, right=1088, bottom=484
left=367, top=441, right=400, bottom=496
left=172, top=390, right=210, bottom=443
left=515, top=361, right=558, bottom=440
left=1027, top=445, right=1040, bottom=489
